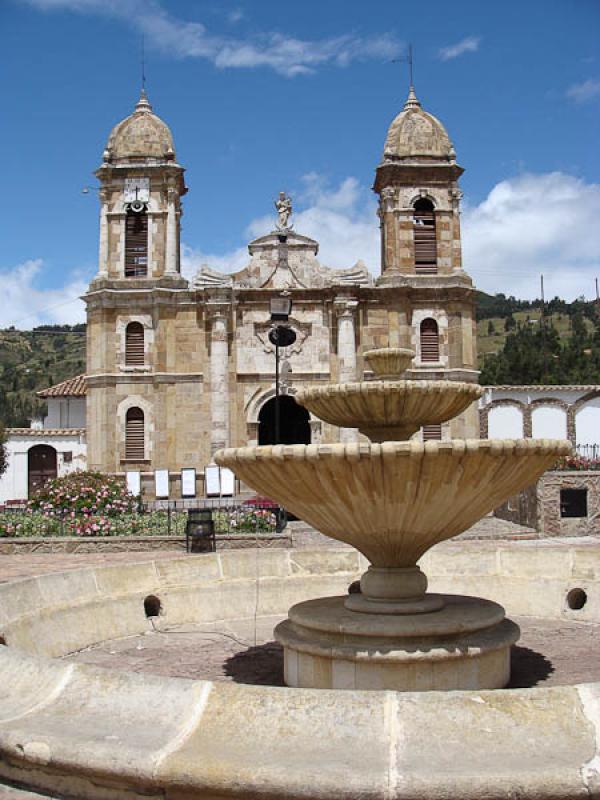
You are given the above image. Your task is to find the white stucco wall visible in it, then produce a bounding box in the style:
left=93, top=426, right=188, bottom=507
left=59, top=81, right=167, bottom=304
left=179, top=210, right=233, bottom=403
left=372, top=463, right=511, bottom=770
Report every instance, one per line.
left=531, top=406, right=568, bottom=439
left=0, top=432, right=87, bottom=504
left=488, top=405, right=523, bottom=439
left=575, top=398, right=600, bottom=447
left=44, top=398, right=86, bottom=430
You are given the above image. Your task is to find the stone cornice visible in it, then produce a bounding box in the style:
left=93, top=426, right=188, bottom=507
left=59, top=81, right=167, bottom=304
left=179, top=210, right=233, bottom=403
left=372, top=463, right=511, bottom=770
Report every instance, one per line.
left=83, top=279, right=477, bottom=311
left=235, top=372, right=331, bottom=382
left=86, top=372, right=203, bottom=387
left=373, top=161, right=464, bottom=194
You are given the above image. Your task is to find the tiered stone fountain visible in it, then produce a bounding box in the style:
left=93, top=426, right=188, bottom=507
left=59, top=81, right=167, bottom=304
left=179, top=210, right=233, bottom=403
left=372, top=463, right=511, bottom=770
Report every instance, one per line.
left=215, top=349, right=570, bottom=692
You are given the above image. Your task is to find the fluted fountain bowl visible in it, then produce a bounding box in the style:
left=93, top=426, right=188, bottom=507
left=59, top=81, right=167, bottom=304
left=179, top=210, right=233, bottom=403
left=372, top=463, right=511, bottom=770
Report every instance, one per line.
left=364, top=347, right=415, bottom=379
left=215, top=439, right=571, bottom=568
left=295, top=380, right=483, bottom=442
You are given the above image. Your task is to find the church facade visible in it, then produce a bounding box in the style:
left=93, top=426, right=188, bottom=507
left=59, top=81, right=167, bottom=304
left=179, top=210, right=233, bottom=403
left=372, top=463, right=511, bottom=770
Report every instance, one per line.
left=84, top=86, right=479, bottom=492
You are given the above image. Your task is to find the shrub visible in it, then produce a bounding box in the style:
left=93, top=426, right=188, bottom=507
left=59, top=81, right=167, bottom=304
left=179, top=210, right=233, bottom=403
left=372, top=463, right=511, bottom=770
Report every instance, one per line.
left=28, top=470, right=137, bottom=517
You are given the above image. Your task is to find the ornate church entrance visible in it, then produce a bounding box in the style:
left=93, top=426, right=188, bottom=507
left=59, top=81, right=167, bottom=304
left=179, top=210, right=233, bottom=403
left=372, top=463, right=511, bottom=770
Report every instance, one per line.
left=28, top=444, right=57, bottom=497
left=258, top=396, right=311, bottom=446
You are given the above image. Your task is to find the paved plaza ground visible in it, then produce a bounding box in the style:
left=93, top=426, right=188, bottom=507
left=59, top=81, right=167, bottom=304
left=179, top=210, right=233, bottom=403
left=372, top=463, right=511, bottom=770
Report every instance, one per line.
left=63, top=614, right=600, bottom=690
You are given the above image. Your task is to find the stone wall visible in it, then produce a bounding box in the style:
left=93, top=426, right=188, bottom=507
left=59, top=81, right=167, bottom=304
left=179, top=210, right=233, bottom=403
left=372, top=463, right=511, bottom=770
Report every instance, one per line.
left=537, top=470, right=600, bottom=538
left=493, top=470, right=600, bottom=538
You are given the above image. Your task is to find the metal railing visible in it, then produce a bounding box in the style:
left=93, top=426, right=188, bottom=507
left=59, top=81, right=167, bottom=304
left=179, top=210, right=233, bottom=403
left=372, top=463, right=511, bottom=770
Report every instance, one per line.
left=575, top=444, right=600, bottom=460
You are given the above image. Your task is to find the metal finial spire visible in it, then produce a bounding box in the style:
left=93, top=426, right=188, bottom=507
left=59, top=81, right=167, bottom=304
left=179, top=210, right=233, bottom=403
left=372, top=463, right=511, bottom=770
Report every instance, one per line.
left=141, top=35, right=146, bottom=93
left=391, top=43, right=419, bottom=107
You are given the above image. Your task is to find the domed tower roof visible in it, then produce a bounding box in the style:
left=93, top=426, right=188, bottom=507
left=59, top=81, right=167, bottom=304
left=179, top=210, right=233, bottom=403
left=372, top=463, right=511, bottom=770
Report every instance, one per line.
left=382, top=87, right=455, bottom=162
left=103, top=90, right=176, bottom=164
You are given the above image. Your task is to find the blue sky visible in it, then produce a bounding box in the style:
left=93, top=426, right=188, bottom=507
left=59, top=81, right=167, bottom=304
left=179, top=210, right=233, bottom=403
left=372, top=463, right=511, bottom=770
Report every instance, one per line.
left=1, top=0, right=599, bottom=326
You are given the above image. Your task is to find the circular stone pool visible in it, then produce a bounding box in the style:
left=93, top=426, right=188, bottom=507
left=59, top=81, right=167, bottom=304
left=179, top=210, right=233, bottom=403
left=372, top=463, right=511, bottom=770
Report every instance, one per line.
left=1, top=539, right=600, bottom=799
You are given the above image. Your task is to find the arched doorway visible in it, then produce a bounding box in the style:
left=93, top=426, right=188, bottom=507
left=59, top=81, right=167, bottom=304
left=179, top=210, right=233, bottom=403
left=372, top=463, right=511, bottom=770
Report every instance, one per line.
left=258, top=396, right=311, bottom=446
left=28, top=444, right=57, bottom=497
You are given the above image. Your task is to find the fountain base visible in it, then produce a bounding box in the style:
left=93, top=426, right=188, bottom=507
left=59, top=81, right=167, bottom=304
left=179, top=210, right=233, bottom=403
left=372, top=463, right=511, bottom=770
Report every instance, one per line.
left=275, top=594, right=520, bottom=692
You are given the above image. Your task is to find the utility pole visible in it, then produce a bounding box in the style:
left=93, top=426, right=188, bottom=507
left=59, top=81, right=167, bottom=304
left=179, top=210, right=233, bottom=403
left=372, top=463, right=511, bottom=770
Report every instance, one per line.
left=540, top=274, right=548, bottom=383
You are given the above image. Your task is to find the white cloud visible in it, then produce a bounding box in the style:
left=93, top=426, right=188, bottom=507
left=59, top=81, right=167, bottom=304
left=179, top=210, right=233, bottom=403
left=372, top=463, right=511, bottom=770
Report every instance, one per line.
left=182, top=175, right=380, bottom=279
left=438, top=36, right=481, bottom=61
left=462, top=172, right=600, bottom=301
left=22, top=0, right=399, bottom=77
left=227, top=9, right=244, bottom=25
left=566, top=78, right=600, bottom=104
left=8, top=174, right=597, bottom=327
left=0, top=260, right=88, bottom=328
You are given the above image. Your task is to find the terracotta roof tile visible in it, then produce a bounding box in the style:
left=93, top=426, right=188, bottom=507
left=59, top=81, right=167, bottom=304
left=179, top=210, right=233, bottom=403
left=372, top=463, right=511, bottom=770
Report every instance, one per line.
left=37, top=375, right=87, bottom=398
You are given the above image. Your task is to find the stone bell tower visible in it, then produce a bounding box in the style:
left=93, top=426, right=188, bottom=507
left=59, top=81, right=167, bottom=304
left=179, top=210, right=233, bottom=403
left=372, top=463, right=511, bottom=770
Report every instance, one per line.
left=374, top=86, right=465, bottom=282
left=372, top=85, right=479, bottom=439
left=91, top=89, right=187, bottom=287
left=85, top=90, right=189, bottom=477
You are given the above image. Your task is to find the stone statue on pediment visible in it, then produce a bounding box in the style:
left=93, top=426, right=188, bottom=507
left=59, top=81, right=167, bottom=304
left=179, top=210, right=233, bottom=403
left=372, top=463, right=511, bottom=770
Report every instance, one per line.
left=275, top=191, right=293, bottom=230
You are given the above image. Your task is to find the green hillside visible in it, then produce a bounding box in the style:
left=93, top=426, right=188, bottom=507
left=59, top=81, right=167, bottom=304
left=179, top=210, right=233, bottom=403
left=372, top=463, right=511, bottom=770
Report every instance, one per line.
left=0, top=325, right=86, bottom=427
left=476, top=293, right=600, bottom=384
left=0, top=294, right=598, bottom=427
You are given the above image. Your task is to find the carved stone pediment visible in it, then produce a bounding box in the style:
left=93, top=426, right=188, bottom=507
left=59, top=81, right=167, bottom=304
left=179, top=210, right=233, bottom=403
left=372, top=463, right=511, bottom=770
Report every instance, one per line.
left=254, top=318, right=312, bottom=356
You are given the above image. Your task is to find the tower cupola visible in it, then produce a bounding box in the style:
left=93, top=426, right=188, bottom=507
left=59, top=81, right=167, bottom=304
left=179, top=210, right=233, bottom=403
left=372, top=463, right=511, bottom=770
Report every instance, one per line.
left=382, top=87, right=455, bottom=163
left=104, top=89, right=176, bottom=165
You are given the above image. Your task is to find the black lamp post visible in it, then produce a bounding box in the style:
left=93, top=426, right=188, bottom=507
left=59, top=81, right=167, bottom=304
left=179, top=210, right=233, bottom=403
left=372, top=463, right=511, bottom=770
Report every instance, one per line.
left=268, top=295, right=296, bottom=444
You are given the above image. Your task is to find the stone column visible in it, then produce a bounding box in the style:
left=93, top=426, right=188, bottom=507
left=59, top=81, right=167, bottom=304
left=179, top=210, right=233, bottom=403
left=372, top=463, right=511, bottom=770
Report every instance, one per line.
left=379, top=187, right=398, bottom=277
left=335, top=297, right=359, bottom=443
left=97, top=189, right=109, bottom=278
left=165, top=188, right=178, bottom=276
left=208, top=304, right=230, bottom=456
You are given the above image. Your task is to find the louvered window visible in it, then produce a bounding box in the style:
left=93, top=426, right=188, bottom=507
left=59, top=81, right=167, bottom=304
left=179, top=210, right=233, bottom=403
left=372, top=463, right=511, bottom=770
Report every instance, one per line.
left=420, top=318, right=440, bottom=362
left=125, top=407, right=145, bottom=461
left=413, top=198, right=437, bottom=274
left=423, top=424, right=442, bottom=441
left=125, top=322, right=145, bottom=366
left=125, top=209, right=148, bottom=277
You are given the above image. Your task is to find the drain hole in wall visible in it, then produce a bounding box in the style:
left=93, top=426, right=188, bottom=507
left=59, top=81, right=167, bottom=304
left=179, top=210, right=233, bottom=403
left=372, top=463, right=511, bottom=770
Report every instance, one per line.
left=0, top=636, right=6, bottom=646
left=144, top=595, right=162, bottom=618
left=567, top=588, right=587, bottom=611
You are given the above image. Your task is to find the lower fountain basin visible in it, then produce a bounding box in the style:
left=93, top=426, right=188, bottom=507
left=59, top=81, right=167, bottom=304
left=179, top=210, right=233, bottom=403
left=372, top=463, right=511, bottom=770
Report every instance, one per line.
left=215, top=439, right=571, bottom=568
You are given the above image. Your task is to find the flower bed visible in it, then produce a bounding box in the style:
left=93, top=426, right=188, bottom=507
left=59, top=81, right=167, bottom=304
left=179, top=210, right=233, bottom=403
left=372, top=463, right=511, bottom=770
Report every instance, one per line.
left=0, top=472, right=280, bottom=539
left=556, top=455, right=600, bottom=472
left=0, top=510, right=186, bottom=538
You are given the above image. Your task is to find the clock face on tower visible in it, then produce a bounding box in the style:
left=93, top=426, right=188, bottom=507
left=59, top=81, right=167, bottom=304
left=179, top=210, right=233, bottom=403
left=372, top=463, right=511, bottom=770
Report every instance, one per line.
left=124, top=177, right=150, bottom=203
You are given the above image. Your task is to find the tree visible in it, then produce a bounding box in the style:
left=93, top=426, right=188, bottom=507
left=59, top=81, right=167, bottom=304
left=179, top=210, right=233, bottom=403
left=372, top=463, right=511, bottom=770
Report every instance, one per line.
left=0, top=424, right=7, bottom=479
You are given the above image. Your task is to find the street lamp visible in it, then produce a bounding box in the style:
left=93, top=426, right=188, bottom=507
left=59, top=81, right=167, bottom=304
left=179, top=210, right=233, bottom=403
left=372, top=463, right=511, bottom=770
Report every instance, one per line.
left=268, top=295, right=296, bottom=445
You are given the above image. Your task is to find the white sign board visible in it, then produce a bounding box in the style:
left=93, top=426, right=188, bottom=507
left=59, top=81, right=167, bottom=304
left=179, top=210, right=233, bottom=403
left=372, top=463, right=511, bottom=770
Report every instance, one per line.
left=126, top=471, right=141, bottom=497
left=220, top=467, right=235, bottom=497
left=181, top=468, right=196, bottom=498
left=205, top=464, right=221, bottom=497
left=154, top=469, right=170, bottom=499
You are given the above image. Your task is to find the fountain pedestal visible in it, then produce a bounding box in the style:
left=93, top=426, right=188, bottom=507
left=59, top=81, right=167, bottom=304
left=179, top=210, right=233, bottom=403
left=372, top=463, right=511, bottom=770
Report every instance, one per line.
left=276, top=595, right=520, bottom=691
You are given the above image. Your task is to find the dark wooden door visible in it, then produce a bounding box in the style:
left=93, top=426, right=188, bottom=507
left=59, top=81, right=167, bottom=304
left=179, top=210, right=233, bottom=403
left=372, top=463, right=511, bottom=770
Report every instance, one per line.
left=28, top=445, right=57, bottom=497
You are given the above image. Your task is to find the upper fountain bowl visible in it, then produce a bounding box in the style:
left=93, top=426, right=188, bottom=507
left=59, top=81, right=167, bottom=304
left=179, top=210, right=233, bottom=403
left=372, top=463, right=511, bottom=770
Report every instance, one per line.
left=364, top=347, right=415, bottom=379
left=296, top=380, right=483, bottom=442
